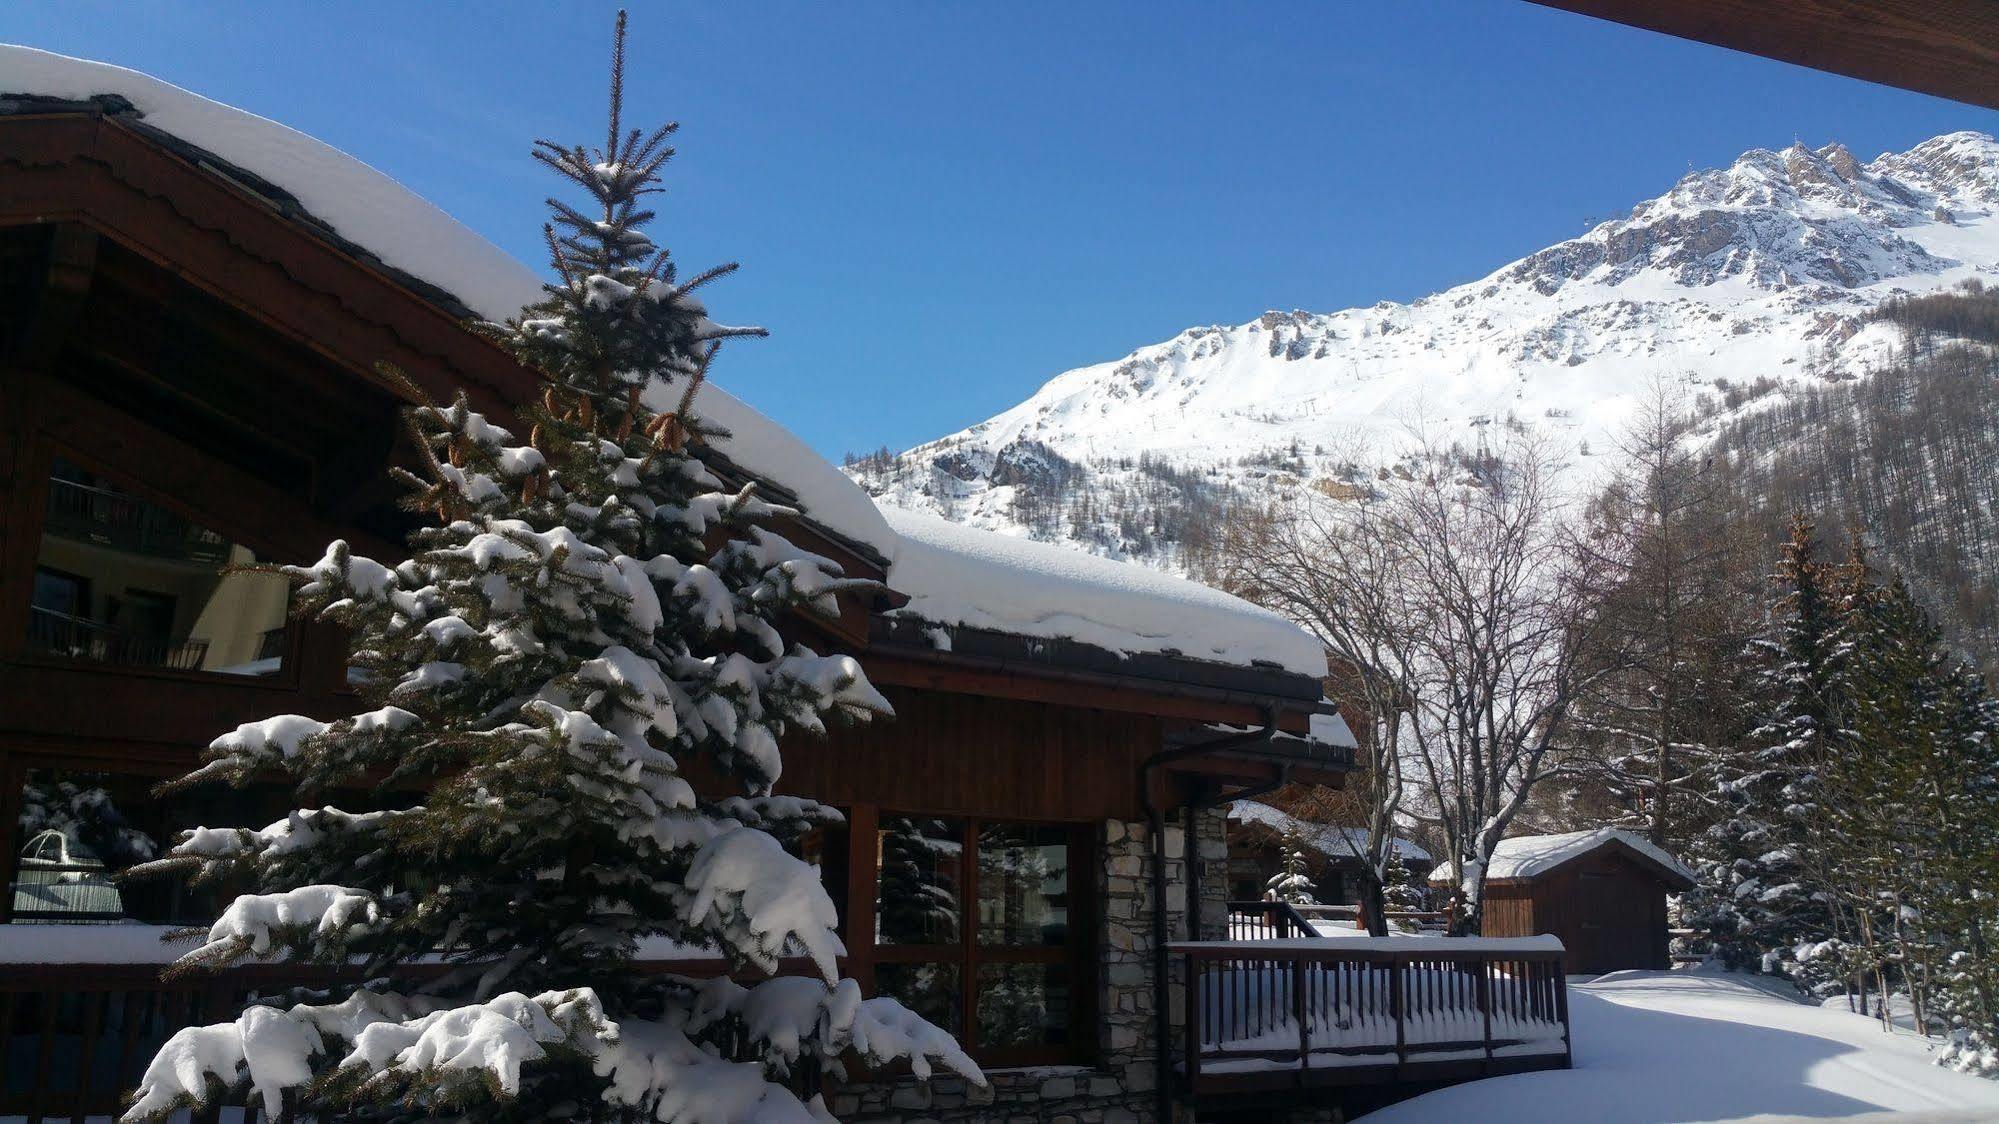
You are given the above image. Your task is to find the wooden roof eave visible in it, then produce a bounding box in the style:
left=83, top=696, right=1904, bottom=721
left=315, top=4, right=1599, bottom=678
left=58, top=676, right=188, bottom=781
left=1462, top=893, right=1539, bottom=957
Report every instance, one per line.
left=1527, top=0, right=1999, bottom=111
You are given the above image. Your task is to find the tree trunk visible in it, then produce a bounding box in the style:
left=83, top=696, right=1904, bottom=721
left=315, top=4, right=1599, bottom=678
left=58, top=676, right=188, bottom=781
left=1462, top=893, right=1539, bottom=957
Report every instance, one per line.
left=1364, top=875, right=1390, bottom=938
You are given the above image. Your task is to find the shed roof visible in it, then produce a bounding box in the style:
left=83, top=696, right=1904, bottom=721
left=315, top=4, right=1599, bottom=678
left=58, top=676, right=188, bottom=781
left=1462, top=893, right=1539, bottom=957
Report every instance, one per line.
left=1429, top=827, right=1695, bottom=890
left=0, top=43, right=1325, bottom=680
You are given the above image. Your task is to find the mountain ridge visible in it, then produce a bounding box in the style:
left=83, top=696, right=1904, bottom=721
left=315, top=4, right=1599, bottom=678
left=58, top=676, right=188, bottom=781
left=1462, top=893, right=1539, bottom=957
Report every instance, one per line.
left=848, top=131, right=1999, bottom=568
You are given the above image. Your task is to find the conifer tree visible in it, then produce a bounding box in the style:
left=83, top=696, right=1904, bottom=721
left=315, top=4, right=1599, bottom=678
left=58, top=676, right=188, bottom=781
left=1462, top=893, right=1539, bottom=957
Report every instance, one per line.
left=1266, top=832, right=1319, bottom=906
left=1689, top=516, right=1845, bottom=973
left=1927, top=656, right=1999, bottom=1074
left=1381, top=849, right=1427, bottom=913
left=1840, top=573, right=1999, bottom=1069
left=123, top=16, right=978, bottom=1121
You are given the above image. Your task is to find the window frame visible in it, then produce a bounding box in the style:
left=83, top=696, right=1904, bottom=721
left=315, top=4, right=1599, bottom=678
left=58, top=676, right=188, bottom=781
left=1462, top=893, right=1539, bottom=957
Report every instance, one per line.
left=866, top=810, right=1097, bottom=1067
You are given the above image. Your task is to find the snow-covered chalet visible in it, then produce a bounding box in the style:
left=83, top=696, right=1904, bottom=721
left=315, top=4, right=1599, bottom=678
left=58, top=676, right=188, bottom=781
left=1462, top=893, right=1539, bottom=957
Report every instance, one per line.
left=0, top=47, right=1411, bottom=1122
left=0, top=5, right=1970, bottom=1116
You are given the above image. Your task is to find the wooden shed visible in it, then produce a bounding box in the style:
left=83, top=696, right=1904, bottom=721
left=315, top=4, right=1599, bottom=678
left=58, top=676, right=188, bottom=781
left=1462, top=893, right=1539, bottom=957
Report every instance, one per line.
left=1437, top=828, right=1695, bottom=975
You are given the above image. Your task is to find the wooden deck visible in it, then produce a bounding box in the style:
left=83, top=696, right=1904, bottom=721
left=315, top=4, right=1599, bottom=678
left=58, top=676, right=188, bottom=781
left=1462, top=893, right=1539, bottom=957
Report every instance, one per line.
left=1174, top=930, right=1572, bottom=1102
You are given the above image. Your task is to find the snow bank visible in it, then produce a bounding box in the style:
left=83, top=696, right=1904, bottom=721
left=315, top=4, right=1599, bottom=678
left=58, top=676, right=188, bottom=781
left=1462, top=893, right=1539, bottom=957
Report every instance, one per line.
left=1358, top=969, right=1999, bottom=1124
left=882, top=506, right=1326, bottom=676
left=0, top=44, right=894, bottom=554
left=1227, top=799, right=1431, bottom=864
left=1430, top=827, right=1694, bottom=885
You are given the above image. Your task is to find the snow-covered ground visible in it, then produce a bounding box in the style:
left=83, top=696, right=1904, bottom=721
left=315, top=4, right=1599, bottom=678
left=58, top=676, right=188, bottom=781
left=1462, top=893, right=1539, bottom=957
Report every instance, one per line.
left=1359, top=969, right=1999, bottom=1123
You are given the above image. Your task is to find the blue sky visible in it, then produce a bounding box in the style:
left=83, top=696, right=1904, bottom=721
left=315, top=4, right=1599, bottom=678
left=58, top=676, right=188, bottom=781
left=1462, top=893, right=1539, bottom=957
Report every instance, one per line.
left=8, top=2, right=1995, bottom=459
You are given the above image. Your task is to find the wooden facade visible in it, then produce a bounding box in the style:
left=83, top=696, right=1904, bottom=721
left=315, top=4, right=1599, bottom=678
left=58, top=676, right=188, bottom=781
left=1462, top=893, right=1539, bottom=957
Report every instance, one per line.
left=0, top=99, right=1348, bottom=1119
left=1476, top=840, right=1695, bottom=976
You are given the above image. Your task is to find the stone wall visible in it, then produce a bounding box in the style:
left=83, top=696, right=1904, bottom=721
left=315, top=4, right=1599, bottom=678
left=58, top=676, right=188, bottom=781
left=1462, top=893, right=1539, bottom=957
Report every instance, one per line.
left=828, top=812, right=1234, bottom=1123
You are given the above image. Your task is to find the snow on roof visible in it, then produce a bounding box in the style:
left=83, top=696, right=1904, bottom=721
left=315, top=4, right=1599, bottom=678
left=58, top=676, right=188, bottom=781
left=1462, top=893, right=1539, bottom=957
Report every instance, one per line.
left=1226, top=799, right=1430, bottom=865
left=882, top=507, right=1326, bottom=676
left=1428, top=827, right=1695, bottom=885
left=1306, top=712, right=1358, bottom=750
left=1203, top=710, right=1357, bottom=750
left=2, top=44, right=1321, bottom=677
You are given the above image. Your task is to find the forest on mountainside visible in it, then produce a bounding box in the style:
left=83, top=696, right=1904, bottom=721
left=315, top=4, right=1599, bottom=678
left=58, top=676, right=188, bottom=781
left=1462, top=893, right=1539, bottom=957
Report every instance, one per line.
left=1707, top=285, right=1999, bottom=655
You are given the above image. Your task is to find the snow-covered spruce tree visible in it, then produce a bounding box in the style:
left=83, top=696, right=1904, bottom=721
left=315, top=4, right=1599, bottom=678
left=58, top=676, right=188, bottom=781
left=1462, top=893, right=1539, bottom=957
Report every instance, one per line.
left=1928, top=654, right=1999, bottom=1076
left=1843, top=575, right=1999, bottom=1072
left=1689, top=516, right=1846, bottom=976
left=1266, top=831, right=1319, bottom=906
left=122, top=16, right=978, bottom=1122
left=1381, top=850, right=1427, bottom=914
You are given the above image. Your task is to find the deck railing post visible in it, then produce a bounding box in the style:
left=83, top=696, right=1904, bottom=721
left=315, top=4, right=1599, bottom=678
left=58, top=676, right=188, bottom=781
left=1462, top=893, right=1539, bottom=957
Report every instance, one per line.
left=1184, top=949, right=1200, bottom=1090
left=1389, top=956, right=1406, bottom=1069
left=1555, top=955, right=1573, bottom=1069
left=1292, top=955, right=1310, bottom=1085
left=1478, top=960, right=1493, bottom=1072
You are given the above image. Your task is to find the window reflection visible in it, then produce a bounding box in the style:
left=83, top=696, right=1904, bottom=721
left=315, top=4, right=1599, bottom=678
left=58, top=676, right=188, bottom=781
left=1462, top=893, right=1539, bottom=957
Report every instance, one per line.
left=785, top=820, right=850, bottom=936
left=977, top=963, right=1070, bottom=1048
left=8, top=770, right=354, bottom=926
left=977, top=823, right=1069, bottom=946
left=876, top=962, right=961, bottom=1034
left=29, top=459, right=289, bottom=676
left=875, top=815, right=962, bottom=945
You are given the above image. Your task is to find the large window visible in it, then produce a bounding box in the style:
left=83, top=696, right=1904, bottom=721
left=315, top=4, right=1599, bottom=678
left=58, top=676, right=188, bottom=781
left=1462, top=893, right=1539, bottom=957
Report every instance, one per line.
left=6, top=767, right=297, bottom=925
left=873, top=815, right=1089, bottom=1063
left=26, top=459, right=291, bottom=677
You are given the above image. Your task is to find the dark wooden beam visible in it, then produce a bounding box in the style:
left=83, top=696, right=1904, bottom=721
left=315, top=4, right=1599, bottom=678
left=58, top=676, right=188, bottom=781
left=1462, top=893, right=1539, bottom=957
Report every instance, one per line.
left=7, top=223, right=96, bottom=370
left=863, top=651, right=1314, bottom=728
left=1530, top=0, right=1999, bottom=110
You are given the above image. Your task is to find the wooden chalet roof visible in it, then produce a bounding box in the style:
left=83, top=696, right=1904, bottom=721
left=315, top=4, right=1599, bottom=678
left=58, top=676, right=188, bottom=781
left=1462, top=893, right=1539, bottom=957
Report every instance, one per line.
left=1530, top=0, right=1999, bottom=110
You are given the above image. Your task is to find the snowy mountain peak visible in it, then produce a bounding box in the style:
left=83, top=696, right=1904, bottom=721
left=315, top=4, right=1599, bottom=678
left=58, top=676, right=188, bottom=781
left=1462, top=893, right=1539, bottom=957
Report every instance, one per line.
left=850, top=132, right=1999, bottom=566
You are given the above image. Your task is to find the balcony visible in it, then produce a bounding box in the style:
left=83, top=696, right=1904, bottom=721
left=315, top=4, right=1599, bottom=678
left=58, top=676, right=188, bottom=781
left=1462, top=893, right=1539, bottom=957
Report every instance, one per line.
left=26, top=606, right=210, bottom=672
left=1176, top=907, right=1571, bottom=1102
left=41, top=477, right=231, bottom=566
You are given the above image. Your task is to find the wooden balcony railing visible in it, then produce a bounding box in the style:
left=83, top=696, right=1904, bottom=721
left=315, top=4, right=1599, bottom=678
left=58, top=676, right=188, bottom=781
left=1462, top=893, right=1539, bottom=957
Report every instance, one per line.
left=1225, top=899, right=1320, bottom=940
left=26, top=607, right=210, bottom=672
left=42, top=477, right=232, bottom=565
left=1173, top=938, right=1571, bottom=1096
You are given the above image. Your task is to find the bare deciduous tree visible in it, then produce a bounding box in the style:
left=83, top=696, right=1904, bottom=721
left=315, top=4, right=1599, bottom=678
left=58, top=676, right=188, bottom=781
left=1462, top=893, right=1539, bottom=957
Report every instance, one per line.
left=1384, top=431, right=1612, bottom=934
left=1196, top=452, right=1419, bottom=936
